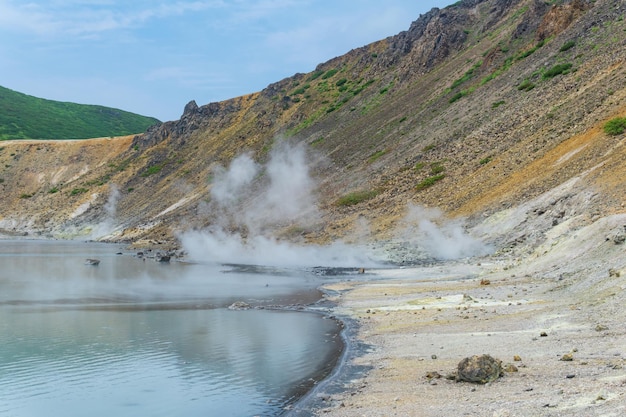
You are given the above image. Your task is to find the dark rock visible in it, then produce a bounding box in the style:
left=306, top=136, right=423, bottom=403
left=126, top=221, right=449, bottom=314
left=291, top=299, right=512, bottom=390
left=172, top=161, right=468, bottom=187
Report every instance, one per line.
left=456, top=354, right=502, bottom=384
left=425, top=371, right=442, bottom=380
left=155, top=253, right=170, bottom=263
left=182, top=100, right=199, bottom=117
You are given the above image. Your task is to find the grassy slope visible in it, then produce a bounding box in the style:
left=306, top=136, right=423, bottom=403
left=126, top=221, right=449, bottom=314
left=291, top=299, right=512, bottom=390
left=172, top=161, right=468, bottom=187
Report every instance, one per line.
left=0, top=85, right=160, bottom=140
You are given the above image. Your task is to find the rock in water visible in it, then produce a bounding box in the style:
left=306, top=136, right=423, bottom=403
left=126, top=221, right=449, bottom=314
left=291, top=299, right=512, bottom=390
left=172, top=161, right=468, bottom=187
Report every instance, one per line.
left=456, top=354, right=502, bottom=384
left=228, top=301, right=251, bottom=310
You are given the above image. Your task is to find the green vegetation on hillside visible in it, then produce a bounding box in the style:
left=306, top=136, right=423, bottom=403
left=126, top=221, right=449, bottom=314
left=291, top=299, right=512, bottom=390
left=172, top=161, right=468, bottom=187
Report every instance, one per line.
left=604, top=117, right=626, bottom=135
left=0, top=85, right=160, bottom=140
left=336, top=189, right=380, bottom=207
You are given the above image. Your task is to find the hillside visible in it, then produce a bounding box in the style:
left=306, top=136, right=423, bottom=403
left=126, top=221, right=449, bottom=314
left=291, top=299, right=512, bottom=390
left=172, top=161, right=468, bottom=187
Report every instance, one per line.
left=0, top=85, right=160, bottom=140
left=0, top=0, right=624, bottom=253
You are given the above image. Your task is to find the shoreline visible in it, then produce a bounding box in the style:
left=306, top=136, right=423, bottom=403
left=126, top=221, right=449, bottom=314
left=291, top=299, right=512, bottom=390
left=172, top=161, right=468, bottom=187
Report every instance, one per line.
left=286, top=303, right=371, bottom=417
left=296, top=241, right=626, bottom=416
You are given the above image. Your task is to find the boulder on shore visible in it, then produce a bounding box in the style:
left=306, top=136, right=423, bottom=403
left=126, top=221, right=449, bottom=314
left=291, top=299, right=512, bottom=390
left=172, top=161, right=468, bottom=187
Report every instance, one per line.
left=456, top=354, right=502, bottom=384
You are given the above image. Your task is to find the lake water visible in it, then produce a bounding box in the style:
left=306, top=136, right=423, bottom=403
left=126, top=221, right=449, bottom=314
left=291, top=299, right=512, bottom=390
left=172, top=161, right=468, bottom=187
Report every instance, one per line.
left=0, top=240, right=343, bottom=417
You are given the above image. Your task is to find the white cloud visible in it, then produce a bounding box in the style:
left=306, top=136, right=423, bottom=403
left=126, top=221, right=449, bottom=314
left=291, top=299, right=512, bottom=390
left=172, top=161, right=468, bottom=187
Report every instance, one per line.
left=0, top=0, right=224, bottom=38
left=0, top=2, right=60, bottom=35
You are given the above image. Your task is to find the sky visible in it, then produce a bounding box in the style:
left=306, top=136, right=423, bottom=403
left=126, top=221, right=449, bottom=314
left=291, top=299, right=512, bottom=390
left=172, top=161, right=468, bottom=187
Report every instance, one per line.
left=0, top=0, right=452, bottom=122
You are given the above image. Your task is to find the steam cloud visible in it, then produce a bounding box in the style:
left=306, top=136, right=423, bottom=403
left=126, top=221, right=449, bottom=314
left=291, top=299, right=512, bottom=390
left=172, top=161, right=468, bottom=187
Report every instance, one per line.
left=180, top=142, right=491, bottom=267
left=180, top=142, right=373, bottom=267
left=90, top=184, right=120, bottom=239
left=398, top=204, right=492, bottom=260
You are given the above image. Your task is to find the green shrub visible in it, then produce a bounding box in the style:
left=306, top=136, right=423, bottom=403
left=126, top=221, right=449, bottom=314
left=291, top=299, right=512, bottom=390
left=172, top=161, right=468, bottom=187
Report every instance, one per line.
left=142, top=164, right=163, bottom=177
left=307, top=70, right=324, bottom=81
left=416, top=174, right=445, bottom=191
left=316, top=81, right=329, bottom=93
left=450, top=62, right=482, bottom=90
left=430, top=162, right=445, bottom=174
left=336, top=190, right=379, bottom=206
left=292, top=84, right=310, bottom=95
left=603, top=117, right=626, bottom=135
left=492, top=100, right=505, bottom=108
left=335, top=78, right=348, bottom=87
left=70, top=187, right=88, bottom=196
left=322, top=69, right=339, bottom=79
left=516, top=40, right=544, bottom=61
left=20, top=193, right=33, bottom=199
left=449, top=91, right=465, bottom=103
left=479, top=156, right=493, bottom=165
left=351, top=79, right=376, bottom=96
left=543, top=63, right=572, bottom=79
left=516, top=47, right=537, bottom=60
left=559, top=40, right=576, bottom=52
left=368, top=150, right=387, bottom=163
left=518, top=80, right=536, bottom=91
left=48, top=187, right=59, bottom=194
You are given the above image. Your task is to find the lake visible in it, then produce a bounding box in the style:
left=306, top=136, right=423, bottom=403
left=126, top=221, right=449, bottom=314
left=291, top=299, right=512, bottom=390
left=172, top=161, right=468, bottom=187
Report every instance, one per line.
left=0, top=240, right=343, bottom=417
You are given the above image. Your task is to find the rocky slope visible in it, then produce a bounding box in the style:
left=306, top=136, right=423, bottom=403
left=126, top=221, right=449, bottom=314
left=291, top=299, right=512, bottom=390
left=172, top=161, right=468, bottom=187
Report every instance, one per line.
left=0, top=0, right=624, bottom=259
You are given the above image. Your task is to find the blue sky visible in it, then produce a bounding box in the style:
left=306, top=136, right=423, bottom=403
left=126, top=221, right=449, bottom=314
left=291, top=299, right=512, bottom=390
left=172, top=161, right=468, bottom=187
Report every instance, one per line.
left=0, top=1, right=451, bottom=122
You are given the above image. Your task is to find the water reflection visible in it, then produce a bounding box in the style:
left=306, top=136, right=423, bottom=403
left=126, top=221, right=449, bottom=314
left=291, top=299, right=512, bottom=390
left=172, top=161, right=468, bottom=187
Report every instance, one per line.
left=0, top=240, right=342, bottom=417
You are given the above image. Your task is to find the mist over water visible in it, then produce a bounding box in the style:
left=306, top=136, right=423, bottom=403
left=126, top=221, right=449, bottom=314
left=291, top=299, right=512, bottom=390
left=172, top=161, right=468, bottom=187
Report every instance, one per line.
left=182, top=230, right=376, bottom=268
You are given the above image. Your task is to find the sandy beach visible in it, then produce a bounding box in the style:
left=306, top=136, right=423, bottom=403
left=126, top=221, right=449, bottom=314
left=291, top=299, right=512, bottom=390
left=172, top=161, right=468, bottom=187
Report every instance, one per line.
left=297, top=213, right=626, bottom=417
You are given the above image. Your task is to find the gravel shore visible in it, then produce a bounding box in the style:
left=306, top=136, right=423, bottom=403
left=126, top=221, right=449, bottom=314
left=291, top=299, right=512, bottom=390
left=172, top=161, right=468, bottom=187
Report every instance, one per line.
left=303, top=213, right=626, bottom=416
